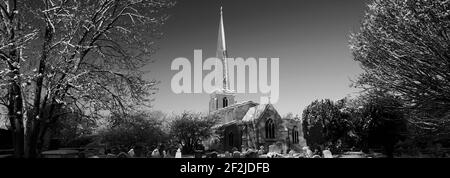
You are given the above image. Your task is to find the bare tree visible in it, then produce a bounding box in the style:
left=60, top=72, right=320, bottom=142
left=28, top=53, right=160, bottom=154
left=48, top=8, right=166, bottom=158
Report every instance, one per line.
left=0, top=0, right=174, bottom=158
left=0, top=0, right=37, bottom=158
left=350, top=0, right=450, bottom=133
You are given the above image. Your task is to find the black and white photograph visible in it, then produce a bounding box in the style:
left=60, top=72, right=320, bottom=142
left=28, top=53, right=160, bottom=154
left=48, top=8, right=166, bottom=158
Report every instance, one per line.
left=0, top=0, right=449, bottom=175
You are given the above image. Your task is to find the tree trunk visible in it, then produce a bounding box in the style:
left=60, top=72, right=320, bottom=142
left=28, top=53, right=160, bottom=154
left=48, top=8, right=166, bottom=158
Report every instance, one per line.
left=7, top=42, right=24, bottom=158
left=4, top=0, right=25, bottom=158
left=23, top=1, right=55, bottom=158
left=8, top=82, right=24, bottom=158
left=24, top=120, right=41, bottom=158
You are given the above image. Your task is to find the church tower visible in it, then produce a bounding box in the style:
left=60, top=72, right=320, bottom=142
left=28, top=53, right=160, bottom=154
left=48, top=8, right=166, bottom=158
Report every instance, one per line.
left=209, top=6, right=236, bottom=113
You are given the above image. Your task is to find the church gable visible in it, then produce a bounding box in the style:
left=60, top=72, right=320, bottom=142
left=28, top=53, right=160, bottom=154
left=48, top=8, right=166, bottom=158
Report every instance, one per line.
left=257, top=105, right=283, bottom=141
left=241, top=104, right=284, bottom=144
left=242, top=104, right=281, bottom=123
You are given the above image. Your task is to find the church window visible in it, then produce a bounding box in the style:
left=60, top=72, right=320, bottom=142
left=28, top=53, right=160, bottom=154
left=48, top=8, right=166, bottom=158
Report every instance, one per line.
left=292, top=126, right=299, bottom=144
left=223, top=97, right=228, bottom=107
left=265, top=119, right=275, bottom=139
left=215, top=98, right=218, bottom=109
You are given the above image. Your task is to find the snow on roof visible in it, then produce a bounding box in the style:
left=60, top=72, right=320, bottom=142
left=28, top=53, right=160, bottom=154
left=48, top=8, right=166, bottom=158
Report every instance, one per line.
left=210, top=88, right=236, bottom=95
left=242, top=104, right=270, bottom=122
left=212, top=119, right=241, bottom=129
left=212, top=100, right=258, bottom=113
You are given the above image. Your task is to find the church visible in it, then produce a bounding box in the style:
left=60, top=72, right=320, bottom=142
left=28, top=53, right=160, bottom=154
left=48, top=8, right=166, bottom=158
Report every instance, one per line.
left=206, top=7, right=305, bottom=153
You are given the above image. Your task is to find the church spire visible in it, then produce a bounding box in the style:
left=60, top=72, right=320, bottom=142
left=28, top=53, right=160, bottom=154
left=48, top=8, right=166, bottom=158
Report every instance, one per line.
left=209, top=6, right=236, bottom=113
left=217, top=6, right=229, bottom=91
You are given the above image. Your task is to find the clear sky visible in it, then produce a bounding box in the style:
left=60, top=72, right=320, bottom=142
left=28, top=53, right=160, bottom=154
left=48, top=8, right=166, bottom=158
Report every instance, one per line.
left=143, top=0, right=370, bottom=116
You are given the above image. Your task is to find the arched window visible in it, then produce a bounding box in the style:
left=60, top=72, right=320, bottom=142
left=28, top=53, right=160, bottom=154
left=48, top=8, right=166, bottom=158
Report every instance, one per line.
left=292, top=126, right=299, bottom=144
left=228, top=132, right=234, bottom=146
left=223, top=97, right=228, bottom=107
left=265, top=119, right=275, bottom=139
left=215, top=98, right=218, bottom=109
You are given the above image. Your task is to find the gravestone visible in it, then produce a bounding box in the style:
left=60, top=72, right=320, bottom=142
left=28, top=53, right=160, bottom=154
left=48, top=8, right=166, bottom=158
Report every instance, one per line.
left=302, top=146, right=313, bottom=158
left=224, top=151, right=231, bottom=158
left=268, top=145, right=274, bottom=152
left=306, top=150, right=313, bottom=158
left=312, top=155, right=321, bottom=158
left=257, top=147, right=264, bottom=155
left=128, top=149, right=135, bottom=157
left=151, top=149, right=160, bottom=158
left=175, top=148, right=182, bottom=158
left=323, top=150, right=333, bottom=158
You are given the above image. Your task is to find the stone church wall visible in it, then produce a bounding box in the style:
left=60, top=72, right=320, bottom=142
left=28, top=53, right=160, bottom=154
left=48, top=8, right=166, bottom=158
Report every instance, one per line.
left=241, top=110, right=306, bottom=153
left=241, top=107, right=285, bottom=150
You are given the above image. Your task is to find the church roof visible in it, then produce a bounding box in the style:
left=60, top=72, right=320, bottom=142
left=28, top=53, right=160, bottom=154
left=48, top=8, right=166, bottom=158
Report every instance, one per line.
left=212, top=100, right=258, bottom=113
left=242, top=104, right=275, bottom=122
left=210, top=88, right=236, bottom=95
left=212, top=119, right=240, bottom=129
